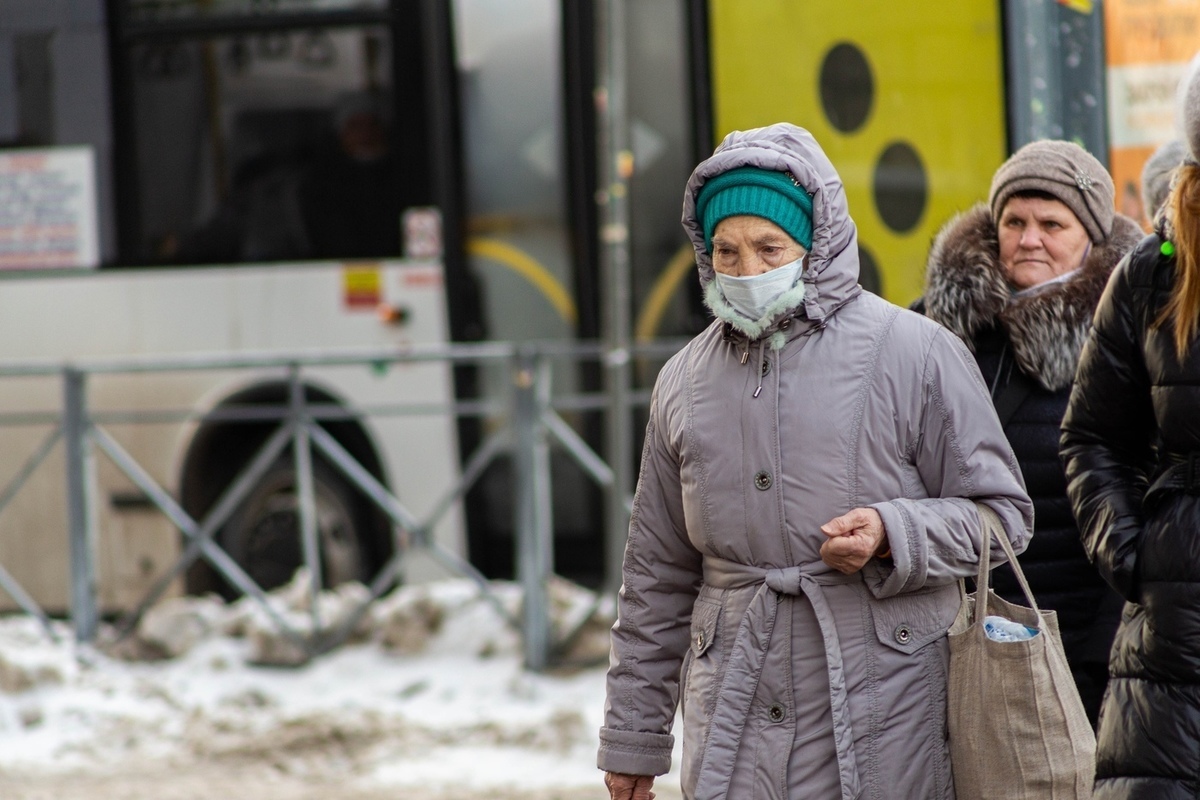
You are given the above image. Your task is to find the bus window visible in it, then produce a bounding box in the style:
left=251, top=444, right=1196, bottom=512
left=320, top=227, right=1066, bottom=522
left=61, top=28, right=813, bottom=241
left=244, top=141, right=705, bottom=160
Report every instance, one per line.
left=123, top=0, right=389, bottom=23
left=117, top=25, right=419, bottom=265
left=5, top=34, right=56, bottom=148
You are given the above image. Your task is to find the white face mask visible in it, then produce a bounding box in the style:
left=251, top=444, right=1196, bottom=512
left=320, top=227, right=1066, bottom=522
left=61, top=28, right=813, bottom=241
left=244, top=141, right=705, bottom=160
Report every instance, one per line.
left=714, top=256, right=805, bottom=321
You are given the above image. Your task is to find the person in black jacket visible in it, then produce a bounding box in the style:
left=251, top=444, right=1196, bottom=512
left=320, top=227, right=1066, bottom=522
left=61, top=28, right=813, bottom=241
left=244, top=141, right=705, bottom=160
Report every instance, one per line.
left=1061, top=57, right=1200, bottom=800
left=917, top=140, right=1142, bottom=726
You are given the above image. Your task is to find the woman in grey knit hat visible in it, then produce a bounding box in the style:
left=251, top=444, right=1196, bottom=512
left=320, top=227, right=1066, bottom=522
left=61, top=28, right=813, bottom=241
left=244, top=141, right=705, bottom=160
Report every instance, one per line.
left=1141, top=139, right=1187, bottom=224
left=917, top=139, right=1142, bottom=727
left=1061, top=54, right=1200, bottom=800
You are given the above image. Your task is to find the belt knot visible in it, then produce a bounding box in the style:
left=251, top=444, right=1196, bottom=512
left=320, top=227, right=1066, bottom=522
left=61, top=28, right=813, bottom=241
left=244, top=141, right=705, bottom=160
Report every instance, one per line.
left=765, top=566, right=804, bottom=595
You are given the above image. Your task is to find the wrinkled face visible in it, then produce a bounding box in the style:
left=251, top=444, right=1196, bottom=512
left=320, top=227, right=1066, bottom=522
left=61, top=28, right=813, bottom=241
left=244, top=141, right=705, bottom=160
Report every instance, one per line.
left=711, top=215, right=806, bottom=277
left=997, top=196, right=1092, bottom=290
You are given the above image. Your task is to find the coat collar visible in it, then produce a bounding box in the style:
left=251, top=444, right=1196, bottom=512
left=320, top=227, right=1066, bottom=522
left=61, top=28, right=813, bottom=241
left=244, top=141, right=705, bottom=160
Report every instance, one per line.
left=923, top=203, right=1143, bottom=391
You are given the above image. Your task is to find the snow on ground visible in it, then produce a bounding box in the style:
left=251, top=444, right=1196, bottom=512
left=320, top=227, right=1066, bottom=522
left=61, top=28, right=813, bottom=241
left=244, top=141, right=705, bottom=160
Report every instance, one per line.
left=0, top=576, right=683, bottom=799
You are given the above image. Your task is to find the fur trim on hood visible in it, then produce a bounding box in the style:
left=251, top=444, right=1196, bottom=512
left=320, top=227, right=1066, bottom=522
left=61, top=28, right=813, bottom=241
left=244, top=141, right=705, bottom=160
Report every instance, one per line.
left=923, top=203, right=1143, bottom=391
left=704, top=280, right=804, bottom=350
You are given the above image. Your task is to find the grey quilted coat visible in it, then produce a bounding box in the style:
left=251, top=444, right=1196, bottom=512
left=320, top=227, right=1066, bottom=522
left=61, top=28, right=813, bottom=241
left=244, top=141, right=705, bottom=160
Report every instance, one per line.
left=597, top=124, right=1034, bottom=800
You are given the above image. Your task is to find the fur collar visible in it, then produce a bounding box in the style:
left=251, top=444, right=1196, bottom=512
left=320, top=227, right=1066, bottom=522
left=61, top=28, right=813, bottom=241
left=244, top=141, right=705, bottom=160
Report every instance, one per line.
left=703, top=279, right=805, bottom=349
left=924, top=203, right=1143, bottom=391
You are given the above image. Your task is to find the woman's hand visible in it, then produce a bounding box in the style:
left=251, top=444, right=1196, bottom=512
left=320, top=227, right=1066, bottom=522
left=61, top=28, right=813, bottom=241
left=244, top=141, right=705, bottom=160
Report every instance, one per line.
left=820, top=507, right=888, bottom=573
left=604, top=771, right=656, bottom=800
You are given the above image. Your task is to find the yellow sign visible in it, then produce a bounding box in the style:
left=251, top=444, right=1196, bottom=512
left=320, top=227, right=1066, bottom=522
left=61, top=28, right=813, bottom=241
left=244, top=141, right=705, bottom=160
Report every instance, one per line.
left=708, top=0, right=1006, bottom=307
left=343, top=264, right=381, bottom=309
left=1057, top=0, right=1094, bottom=15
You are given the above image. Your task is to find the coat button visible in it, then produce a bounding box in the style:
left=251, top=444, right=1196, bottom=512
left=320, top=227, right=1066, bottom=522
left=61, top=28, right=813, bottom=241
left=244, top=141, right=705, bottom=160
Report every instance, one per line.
left=768, top=703, right=786, bottom=723
left=754, top=471, right=772, bottom=490
left=894, top=624, right=913, bottom=645
left=696, top=632, right=705, bottom=649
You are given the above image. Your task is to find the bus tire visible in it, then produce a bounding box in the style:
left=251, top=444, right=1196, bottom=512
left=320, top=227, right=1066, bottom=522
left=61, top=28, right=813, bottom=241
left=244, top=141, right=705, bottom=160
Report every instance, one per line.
left=216, top=457, right=370, bottom=598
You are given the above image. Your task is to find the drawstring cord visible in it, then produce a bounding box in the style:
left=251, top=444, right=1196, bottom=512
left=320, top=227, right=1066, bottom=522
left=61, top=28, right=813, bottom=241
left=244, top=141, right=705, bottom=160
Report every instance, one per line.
left=733, top=338, right=766, bottom=397
left=989, top=344, right=1012, bottom=400
left=725, top=316, right=803, bottom=399
left=752, top=338, right=766, bottom=398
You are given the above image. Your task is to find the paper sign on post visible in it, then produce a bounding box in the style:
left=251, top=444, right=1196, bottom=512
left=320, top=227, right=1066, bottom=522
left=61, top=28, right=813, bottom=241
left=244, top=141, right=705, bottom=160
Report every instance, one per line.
left=0, top=147, right=100, bottom=269
left=1104, top=0, right=1200, bottom=228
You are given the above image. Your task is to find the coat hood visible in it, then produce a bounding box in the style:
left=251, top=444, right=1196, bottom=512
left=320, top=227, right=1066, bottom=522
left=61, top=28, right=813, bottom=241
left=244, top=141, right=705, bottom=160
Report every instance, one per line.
left=923, top=203, right=1143, bottom=391
left=683, top=124, right=862, bottom=342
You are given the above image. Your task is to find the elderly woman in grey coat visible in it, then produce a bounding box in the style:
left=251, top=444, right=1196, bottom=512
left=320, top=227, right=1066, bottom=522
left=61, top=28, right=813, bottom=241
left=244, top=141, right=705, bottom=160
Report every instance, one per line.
left=598, top=122, right=1033, bottom=800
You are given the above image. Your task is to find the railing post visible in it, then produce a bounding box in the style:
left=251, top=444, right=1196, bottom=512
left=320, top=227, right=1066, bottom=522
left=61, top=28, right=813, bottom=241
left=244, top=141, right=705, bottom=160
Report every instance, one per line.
left=597, top=0, right=634, bottom=596
left=513, top=347, right=554, bottom=671
left=289, top=367, right=322, bottom=635
left=62, top=367, right=98, bottom=643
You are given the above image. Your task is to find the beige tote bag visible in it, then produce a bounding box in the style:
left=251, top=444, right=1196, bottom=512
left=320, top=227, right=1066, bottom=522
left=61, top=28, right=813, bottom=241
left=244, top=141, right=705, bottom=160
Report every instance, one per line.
left=947, top=502, right=1096, bottom=800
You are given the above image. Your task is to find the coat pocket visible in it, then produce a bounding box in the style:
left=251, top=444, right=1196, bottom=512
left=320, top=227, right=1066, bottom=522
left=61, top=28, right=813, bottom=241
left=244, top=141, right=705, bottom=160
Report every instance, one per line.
left=680, top=596, right=721, bottom=719
left=681, top=593, right=724, bottom=796
left=690, top=595, right=721, bottom=657
left=870, top=583, right=960, bottom=655
left=682, top=594, right=724, bottom=725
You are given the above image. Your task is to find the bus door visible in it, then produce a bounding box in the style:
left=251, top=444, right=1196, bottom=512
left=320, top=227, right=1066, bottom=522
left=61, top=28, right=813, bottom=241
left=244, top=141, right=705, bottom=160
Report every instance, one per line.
left=449, top=0, right=700, bottom=586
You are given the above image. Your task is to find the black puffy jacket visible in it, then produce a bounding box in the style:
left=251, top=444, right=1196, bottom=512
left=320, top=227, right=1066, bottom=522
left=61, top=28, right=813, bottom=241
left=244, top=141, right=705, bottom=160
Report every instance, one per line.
left=921, top=204, right=1140, bottom=724
left=1061, top=230, right=1200, bottom=800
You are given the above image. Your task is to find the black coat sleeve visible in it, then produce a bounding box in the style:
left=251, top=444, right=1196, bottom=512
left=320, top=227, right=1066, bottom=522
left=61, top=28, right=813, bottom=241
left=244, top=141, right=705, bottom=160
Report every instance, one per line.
left=1060, top=257, right=1156, bottom=602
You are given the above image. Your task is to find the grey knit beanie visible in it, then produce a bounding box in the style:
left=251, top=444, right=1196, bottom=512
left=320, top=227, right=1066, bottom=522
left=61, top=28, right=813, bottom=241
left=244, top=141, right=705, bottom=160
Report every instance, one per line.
left=1142, top=140, right=1187, bottom=218
left=1181, top=54, right=1200, bottom=163
left=988, top=140, right=1115, bottom=244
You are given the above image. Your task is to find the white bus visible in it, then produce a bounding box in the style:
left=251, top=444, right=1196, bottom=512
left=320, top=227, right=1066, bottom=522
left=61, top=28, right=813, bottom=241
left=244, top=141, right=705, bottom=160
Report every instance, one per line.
left=0, top=0, right=701, bottom=612
left=10, top=0, right=1168, bottom=615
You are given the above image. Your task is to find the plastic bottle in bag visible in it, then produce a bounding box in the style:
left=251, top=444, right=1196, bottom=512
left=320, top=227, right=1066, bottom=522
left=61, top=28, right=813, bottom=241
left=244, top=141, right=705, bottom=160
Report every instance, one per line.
left=983, top=615, right=1039, bottom=642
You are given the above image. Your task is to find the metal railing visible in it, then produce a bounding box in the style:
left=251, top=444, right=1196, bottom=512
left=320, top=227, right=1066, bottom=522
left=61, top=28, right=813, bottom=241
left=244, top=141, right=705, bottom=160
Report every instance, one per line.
left=0, top=340, right=684, bottom=669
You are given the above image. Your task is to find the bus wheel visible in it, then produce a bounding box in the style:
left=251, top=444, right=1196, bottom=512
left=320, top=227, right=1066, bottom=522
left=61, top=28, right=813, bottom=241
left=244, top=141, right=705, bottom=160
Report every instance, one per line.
left=218, top=458, right=368, bottom=598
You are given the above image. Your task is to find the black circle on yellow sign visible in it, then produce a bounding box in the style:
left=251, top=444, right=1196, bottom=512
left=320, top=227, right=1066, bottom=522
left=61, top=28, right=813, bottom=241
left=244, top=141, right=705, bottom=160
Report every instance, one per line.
left=873, top=141, right=927, bottom=234
left=819, top=43, right=873, bottom=134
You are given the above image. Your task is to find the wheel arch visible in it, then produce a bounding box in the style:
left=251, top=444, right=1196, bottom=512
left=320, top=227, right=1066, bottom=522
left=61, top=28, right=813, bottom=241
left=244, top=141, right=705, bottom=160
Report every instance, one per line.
left=177, top=378, right=394, bottom=594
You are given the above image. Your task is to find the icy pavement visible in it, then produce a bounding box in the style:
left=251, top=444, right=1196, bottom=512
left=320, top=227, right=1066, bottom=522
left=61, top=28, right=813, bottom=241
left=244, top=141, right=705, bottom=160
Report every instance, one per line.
left=0, top=577, right=683, bottom=799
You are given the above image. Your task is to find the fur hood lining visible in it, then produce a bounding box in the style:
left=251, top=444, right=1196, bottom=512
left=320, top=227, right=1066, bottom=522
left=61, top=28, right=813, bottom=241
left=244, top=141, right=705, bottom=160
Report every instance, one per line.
left=923, top=204, right=1143, bottom=391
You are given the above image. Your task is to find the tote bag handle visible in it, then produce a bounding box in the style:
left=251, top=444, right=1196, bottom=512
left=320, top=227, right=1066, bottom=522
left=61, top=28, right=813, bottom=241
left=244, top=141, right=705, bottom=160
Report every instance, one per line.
left=973, top=502, right=1040, bottom=627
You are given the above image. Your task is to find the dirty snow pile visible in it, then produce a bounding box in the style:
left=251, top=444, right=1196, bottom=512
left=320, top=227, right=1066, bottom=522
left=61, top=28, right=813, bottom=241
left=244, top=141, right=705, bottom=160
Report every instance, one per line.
left=0, top=574, right=680, bottom=795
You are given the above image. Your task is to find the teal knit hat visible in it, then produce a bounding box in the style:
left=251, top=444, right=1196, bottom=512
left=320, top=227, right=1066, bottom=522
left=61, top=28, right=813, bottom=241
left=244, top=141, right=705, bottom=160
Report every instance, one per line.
left=696, top=166, right=814, bottom=252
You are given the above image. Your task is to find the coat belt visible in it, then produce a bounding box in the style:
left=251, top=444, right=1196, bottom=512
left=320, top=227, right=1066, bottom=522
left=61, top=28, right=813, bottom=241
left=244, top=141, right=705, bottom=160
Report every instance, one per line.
left=695, top=556, right=862, bottom=800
